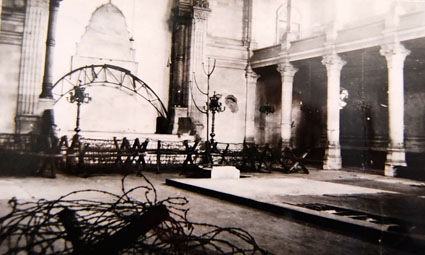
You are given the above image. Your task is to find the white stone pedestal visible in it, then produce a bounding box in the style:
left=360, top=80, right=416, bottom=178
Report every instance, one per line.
left=210, top=166, right=240, bottom=179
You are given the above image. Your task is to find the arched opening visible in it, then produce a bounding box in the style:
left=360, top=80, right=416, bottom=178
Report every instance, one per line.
left=275, top=1, right=301, bottom=44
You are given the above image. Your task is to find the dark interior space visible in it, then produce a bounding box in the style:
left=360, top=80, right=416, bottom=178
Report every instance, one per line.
left=255, top=65, right=282, bottom=146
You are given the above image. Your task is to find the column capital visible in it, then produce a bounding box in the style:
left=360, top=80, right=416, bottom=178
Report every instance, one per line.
left=245, top=65, right=260, bottom=81
left=193, top=6, right=211, bottom=20
left=277, top=61, right=298, bottom=78
left=321, top=53, right=346, bottom=72
left=380, top=43, right=410, bottom=68
left=50, top=0, right=62, bottom=9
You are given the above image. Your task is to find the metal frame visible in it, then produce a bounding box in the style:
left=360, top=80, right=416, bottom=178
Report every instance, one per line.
left=52, top=64, right=168, bottom=118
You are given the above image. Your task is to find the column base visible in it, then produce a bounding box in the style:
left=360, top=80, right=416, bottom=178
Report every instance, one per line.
left=15, top=115, right=39, bottom=134
left=37, top=98, right=55, bottom=115
left=384, top=146, right=407, bottom=177
left=244, top=136, right=255, bottom=144
left=281, top=139, right=290, bottom=148
left=323, top=145, right=342, bottom=170
left=170, top=106, right=188, bottom=134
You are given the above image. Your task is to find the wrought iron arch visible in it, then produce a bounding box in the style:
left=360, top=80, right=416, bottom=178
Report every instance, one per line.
left=52, top=64, right=168, bottom=118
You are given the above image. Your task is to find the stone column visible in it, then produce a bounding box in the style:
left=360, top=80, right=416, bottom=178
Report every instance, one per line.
left=244, top=65, right=260, bottom=143
left=39, top=0, right=61, bottom=101
left=16, top=0, right=48, bottom=133
left=380, top=42, right=410, bottom=176
left=321, top=53, right=346, bottom=170
left=277, top=60, right=298, bottom=147
left=169, top=3, right=192, bottom=134
left=0, top=0, right=3, bottom=29
left=172, top=23, right=187, bottom=107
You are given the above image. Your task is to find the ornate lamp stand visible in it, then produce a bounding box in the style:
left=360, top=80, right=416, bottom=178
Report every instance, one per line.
left=208, top=91, right=225, bottom=146
left=67, top=86, right=91, bottom=145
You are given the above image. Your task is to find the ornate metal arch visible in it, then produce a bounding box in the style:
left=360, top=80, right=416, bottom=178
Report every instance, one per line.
left=52, top=64, right=168, bottom=118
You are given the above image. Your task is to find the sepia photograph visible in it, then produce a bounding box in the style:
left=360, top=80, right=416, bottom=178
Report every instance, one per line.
left=0, top=0, right=425, bottom=254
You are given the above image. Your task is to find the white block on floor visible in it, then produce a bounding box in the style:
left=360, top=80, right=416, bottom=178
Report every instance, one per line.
left=211, top=166, right=240, bottom=179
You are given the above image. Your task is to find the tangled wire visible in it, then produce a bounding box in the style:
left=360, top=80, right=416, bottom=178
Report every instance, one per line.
left=0, top=174, right=269, bottom=255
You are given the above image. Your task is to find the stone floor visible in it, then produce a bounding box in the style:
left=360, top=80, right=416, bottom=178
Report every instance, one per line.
left=0, top=168, right=424, bottom=254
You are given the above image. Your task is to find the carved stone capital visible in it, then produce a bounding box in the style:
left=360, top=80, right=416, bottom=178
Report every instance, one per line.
left=380, top=43, right=410, bottom=69
left=193, top=7, right=210, bottom=20
left=321, top=54, right=346, bottom=72
left=245, top=65, right=260, bottom=81
left=277, top=61, right=298, bottom=78
left=246, top=70, right=260, bottom=82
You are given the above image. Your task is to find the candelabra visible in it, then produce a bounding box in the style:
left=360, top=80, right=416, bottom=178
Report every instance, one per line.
left=67, top=86, right=91, bottom=139
left=192, top=58, right=226, bottom=166
left=259, top=104, right=275, bottom=115
left=207, top=92, right=225, bottom=145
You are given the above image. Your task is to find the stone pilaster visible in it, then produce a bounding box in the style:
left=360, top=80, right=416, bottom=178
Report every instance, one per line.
left=189, top=6, right=210, bottom=76
left=322, top=53, right=346, bottom=170
left=188, top=4, right=210, bottom=137
left=242, top=0, right=253, bottom=46
left=16, top=0, right=48, bottom=133
left=244, top=65, right=260, bottom=143
left=277, top=60, right=298, bottom=147
left=380, top=42, right=410, bottom=176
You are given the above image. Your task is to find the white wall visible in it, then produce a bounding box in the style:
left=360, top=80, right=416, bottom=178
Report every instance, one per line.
left=250, top=0, right=415, bottom=49
left=200, top=0, right=249, bottom=143
left=208, top=0, right=244, bottom=40
left=252, top=0, right=282, bottom=48
left=54, top=0, right=173, bottom=136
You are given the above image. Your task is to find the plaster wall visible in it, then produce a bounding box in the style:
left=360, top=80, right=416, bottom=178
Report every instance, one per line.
left=208, top=0, right=244, bottom=40
left=250, top=0, right=419, bottom=49
left=251, top=0, right=334, bottom=47
left=188, top=0, right=249, bottom=142
left=207, top=66, right=247, bottom=143
left=54, top=0, right=173, bottom=136
left=252, top=0, right=282, bottom=48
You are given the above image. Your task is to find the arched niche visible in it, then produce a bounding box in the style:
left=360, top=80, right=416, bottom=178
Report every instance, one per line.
left=72, top=3, right=137, bottom=73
